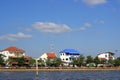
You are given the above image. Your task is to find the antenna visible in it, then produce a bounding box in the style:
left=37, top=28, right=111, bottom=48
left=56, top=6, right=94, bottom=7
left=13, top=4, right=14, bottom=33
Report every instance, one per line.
left=50, top=35, right=54, bottom=53
left=50, top=43, right=54, bottom=52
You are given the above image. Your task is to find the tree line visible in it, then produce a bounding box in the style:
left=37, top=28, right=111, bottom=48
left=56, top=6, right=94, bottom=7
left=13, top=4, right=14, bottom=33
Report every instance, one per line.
left=1, top=54, right=120, bottom=67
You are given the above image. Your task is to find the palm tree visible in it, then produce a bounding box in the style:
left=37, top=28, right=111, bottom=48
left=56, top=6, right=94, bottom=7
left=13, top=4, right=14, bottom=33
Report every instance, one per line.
left=78, top=55, right=85, bottom=67
left=86, top=55, right=94, bottom=64
left=7, top=57, right=13, bottom=66
left=38, top=58, right=45, bottom=66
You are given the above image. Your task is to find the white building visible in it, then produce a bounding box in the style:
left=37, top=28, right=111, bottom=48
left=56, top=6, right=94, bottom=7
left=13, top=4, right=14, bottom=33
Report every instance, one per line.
left=60, top=49, right=80, bottom=66
left=0, top=46, right=25, bottom=61
left=97, top=52, right=115, bottom=61
left=39, top=52, right=57, bottom=62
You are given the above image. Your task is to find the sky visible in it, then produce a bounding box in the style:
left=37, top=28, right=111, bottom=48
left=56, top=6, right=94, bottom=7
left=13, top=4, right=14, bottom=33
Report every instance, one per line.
left=0, top=0, right=120, bottom=58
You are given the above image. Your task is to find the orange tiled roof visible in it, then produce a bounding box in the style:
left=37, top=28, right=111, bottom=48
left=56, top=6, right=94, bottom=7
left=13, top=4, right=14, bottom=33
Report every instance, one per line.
left=46, top=53, right=56, bottom=58
left=100, top=58, right=107, bottom=61
left=3, top=46, right=25, bottom=53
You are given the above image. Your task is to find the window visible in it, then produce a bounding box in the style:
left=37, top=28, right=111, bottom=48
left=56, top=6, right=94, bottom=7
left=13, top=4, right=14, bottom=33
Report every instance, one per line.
left=105, top=55, right=107, bottom=57
left=66, top=58, right=68, bottom=61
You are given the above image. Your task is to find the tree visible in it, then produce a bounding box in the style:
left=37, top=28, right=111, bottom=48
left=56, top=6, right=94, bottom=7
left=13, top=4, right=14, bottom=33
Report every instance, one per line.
left=0, top=54, right=5, bottom=66
left=78, top=55, right=85, bottom=67
left=46, top=58, right=51, bottom=67
left=86, top=55, right=94, bottom=64
left=72, top=55, right=85, bottom=67
left=94, top=57, right=102, bottom=66
left=29, top=58, right=35, bottom=66
left=53, top=58, right=62, bottom=67
left=114, top=57, right=120, bottom=66
left=16, top=57, right=26, bottom=66
left=7, top=57, right=13, bottom=66
left=108, top=58, right=114, bottom=65
left=38, top=58, right=45, bottom=66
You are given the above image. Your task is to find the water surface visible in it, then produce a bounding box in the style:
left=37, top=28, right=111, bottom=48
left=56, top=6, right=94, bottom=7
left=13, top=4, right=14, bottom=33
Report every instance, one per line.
left=0, top=71, right=120, bottom=80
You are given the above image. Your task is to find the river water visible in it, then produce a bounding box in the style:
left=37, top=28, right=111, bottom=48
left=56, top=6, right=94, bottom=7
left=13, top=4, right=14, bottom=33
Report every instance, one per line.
left=0, top=71, right=120, bottom=80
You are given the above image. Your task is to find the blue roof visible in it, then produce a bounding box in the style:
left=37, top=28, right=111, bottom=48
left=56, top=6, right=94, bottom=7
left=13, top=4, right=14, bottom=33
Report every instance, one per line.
left=60, top=49, right=80, bottom=54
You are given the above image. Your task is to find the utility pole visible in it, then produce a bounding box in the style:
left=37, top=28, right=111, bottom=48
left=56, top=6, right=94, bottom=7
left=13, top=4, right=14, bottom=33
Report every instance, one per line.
left=35, top=58, right=39, bottom=80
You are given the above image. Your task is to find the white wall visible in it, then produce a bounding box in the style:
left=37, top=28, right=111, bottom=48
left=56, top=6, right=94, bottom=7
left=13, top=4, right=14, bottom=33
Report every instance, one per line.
left=60, top=53, right=72, bottom=63
left=40, top=53, right=47, bottom=62
left=98, top=52, right=114, bottom=60
left=0, top=51, right=25, bottom=61
left=0, top=51, right=14, bottom=61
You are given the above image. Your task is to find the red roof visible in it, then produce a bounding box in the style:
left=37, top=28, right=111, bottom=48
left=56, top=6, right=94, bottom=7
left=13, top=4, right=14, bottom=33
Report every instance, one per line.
left=3, top=46, right=25, bottom=53
left=46, top=53, right=56, bottom=58
left=100, top=58, right=107, bottom=61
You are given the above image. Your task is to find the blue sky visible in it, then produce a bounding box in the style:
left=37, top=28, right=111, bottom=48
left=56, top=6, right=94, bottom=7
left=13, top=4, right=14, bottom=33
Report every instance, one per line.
left=0, top=0, right=120, bottom=58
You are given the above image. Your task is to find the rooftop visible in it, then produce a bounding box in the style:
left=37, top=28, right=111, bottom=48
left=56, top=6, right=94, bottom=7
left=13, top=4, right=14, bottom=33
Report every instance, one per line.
left=46, top=53, right=57, bottom=58
left=60, top=49, right=80, bottom=55
left=3, top=46, right=25, bottom=53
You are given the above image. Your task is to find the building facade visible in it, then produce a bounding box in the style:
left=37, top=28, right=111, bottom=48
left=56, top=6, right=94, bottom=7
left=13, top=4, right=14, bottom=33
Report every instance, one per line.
left=59, top=49, right=80, bottom=66
left=97, top=52, right=115, bottom=61
left=0, top=46, right=30, bottom=66
left=39, top=52, right=57, bottom=62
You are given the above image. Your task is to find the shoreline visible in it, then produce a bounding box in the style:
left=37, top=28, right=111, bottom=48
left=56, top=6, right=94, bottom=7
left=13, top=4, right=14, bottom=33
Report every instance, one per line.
left=0, top=67, right=120, bottom=72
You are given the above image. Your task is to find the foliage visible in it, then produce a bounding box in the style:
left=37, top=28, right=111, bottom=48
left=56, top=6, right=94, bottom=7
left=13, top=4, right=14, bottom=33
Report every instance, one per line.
left=72, top=55, right=85, bottom=67
left=53, top=58, right=62, bottom=67
left=78, top=55, right=85, bottom=66
left=38, top=58, right=45, bottom=66
left=108, top=58, right=114, bottom=65
left=29, top=58, right=35, bottom=66
left=16, top=57, right=26, bottom=66
left=114, top=57, right=120, bottom=66
left=46, top=58, right=62, bottom=67
left=94, top=57, right=103, bottom=64
left=86, top=55, right=94, bottom=64
left=0, top=54, right=5, bottom=66
left=7, top=57, right=13, bottom=66
left=46, top=58, right=51, bottom=66
left=72, top=58, right=78, bottom=67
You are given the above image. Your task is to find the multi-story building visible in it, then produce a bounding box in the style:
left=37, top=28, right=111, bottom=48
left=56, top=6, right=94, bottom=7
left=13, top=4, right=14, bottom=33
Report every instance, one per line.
left=0, top=46, right=30, bottom=66
left=59, top=49, right=80, bottom=66
left=97, top=52, right=115, bottom=61
left=39, top=52, right=57, bottom=66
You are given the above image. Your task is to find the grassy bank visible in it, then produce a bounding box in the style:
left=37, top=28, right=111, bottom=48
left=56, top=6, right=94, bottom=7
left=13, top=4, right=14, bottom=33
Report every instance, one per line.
left=0, top=67, right=120, bottom=72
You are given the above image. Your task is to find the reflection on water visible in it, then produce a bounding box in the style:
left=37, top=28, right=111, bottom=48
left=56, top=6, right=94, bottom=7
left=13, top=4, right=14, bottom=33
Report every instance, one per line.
left=0, top=71, right=120, bottom=80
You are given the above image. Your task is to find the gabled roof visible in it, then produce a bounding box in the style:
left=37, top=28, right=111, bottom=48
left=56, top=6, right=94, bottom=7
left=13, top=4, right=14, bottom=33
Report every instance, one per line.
left=3, top=46, right=25, bottom=53
left=98, top=52, right=114, bottom=55
left=60, top=49, right=80, bottom=55
left=46, top=53, right=56, bottom=58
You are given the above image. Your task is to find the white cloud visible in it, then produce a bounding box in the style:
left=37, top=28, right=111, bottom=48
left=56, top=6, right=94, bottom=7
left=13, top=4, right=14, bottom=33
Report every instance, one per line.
left=0, top=36, right=17, bottom=41
left=0, top=32, right=32, bottom=41
left=95, top=20, right=105, bottom=24
left=82, top=0, right=107, bottom=6
left=33, top=22, right=72, bottom=33
left=80, top=23, right=92, bottom=30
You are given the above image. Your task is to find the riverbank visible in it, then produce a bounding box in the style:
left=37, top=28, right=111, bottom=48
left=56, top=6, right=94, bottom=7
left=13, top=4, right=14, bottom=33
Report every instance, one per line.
left=0, top=67, right=120, bottom=72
